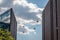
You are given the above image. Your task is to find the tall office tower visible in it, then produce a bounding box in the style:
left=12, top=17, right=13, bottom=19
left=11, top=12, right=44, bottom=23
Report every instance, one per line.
left=42, top=0, right=60, bottom=40
left=0, top=8, right=17, bottom=40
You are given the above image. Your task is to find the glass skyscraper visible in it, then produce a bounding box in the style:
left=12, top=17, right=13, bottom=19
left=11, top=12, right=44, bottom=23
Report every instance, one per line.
left=0, top=8, right=17, bottom=40
left=0, top=9, right=10, bottom=30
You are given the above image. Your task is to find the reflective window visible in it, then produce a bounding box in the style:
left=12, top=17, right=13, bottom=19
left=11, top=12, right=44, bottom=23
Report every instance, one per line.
left=0, top=10, right=10, bottom=23
left=0, top=10, right=11, bottom=30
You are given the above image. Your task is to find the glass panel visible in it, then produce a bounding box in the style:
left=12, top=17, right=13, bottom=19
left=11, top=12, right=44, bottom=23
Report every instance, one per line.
left=1, top=10, right=10, bottom=23
left=0, top=10, right=11, bottom=31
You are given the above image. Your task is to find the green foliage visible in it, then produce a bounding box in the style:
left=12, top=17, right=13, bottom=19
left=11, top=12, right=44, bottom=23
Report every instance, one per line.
left=0, top=28, right=14, bottom=40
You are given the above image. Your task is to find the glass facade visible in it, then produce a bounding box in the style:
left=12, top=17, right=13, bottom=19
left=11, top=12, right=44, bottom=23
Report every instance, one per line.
left=0, top=10, right=10, bottom=30
left=0, top=8, right=17, bottom=40
left=0, top=10, right=10, bottom=23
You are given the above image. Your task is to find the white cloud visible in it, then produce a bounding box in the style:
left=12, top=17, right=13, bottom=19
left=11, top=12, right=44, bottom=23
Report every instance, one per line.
left=36, top=14, right=42, bottom=20
left=13, top=0, right=43, bottom=13
left=29, top=20, right=42, bottom=25
left=0, top=0, right=2, bottom=4
left=17, top=26, right=36, bottom=35
left=16, top=16, right=41, bottom=35
left=16, top=17, right=34, bottom=23
left=16, top=17, right=35, bottom=29
left=16, top=17, right=42, bottom=26
left=12, top=0, right=43, bottom=21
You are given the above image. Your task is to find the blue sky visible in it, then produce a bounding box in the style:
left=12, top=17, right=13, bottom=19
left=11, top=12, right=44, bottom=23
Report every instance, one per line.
left=0, top=0, right=48, bottom=40
left=27, top=0, right=48, bottom=8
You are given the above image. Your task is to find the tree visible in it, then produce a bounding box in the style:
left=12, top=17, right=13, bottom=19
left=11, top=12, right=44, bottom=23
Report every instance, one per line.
left=0, top=28, right=14, bottom=40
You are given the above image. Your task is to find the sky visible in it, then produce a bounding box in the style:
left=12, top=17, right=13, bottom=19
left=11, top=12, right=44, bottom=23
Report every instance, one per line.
left=0, top=0, right=48, bottom=40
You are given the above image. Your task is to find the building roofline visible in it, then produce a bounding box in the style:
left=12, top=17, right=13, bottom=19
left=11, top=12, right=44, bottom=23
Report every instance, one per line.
left=0, top=8, right=12, bottom=16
